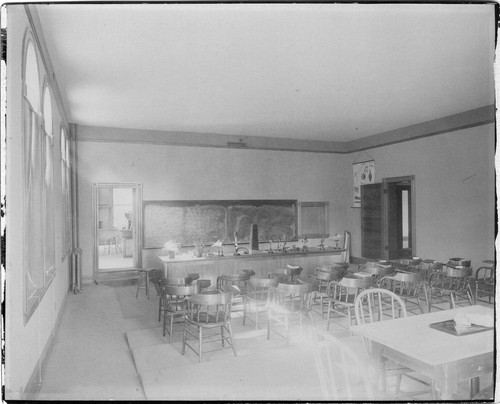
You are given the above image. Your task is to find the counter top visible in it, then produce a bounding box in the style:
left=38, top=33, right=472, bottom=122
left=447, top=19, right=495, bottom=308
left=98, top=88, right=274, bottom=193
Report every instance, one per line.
left=159, top=247, right=346, bottom=263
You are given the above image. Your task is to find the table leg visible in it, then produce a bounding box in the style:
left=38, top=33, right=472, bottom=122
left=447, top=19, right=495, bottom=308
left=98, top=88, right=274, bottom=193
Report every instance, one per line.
left=470, top=377, right=480, bottom=399
left=434, top=363, right=458, bottom=400
left=370, top=342, right=387, bottom=392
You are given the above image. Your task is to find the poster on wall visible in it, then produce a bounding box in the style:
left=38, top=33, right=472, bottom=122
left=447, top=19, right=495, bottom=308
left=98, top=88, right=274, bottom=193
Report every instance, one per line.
left=352, top=160, right=375, bottom=207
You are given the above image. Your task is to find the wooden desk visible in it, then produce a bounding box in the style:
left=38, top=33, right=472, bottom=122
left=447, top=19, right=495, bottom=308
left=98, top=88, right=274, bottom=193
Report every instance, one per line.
left=352, top=305, right=494, bottom=399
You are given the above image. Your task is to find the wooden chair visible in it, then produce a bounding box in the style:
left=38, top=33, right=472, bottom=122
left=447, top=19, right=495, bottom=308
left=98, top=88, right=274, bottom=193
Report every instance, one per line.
left=326, top=276, right=374, bottom=333
left=354, top=288, right=433, bottom=397
left=217, top=272, right=252, bottom=312
left=182, top=291, right=237, bottom=362
left=161, top=284, right=200, bottom=342
left=192, top=278, right=212, bottom=292
left=311, top=269, right=339, bottom=319
left=286, top=264, right=303, bottom=283
left=267, top=282, right=313, bottom=343
left=243, top=277, right=278, bottom=329
left=163, top=277, right=193, bottom=286
left=354, top=288, right=407, bottom=324
left=310, top=328, right=375, bottom=400
left=158, top=277, right=194, bottom=321
left=379, top=271, right=429, bottom=314
left=357, top=263, right=392, bottom=286
left=427, top=265, right=473, bottom=312
left=473, top=263, right=495, bottom=304
left=267, top=271, right=290, bottom=284
left=316, top=264, right=347, bottom=279
left=104, top=234, right=120, bottom=254
left=268, top=265, right=303, bottom=284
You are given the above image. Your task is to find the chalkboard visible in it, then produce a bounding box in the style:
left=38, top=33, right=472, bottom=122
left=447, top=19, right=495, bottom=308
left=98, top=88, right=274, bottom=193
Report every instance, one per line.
left=143, top=200, right=297, bottom=248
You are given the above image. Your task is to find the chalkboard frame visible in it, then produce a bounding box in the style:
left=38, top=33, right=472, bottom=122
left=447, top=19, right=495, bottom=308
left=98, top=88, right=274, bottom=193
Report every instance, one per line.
left=143, top=199, right=298, bottom=248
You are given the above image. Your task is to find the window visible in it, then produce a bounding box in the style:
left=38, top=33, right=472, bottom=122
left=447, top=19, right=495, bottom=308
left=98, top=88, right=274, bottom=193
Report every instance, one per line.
left=23, top=36, right=55, bottom=322
left=298, top=202, right=329, bottom=238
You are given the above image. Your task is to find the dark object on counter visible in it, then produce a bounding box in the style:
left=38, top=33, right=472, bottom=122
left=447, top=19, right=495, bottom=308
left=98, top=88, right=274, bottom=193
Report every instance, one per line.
left=250, top=223, right=259, bottom=252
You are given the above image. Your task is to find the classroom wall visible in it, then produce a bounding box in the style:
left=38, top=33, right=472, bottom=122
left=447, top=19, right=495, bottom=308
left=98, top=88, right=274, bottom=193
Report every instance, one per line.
left=76, top=128, right=353, bottom=281
left=347, top=123, right=496, bottom=268
left=5, top=6, right=71, bottom=398
left=77, top=121, right=495, bottom=278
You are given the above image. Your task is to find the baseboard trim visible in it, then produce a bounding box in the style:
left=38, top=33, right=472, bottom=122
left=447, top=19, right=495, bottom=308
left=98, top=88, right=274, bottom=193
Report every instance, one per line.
left=22, top=290, right=69, bottom=399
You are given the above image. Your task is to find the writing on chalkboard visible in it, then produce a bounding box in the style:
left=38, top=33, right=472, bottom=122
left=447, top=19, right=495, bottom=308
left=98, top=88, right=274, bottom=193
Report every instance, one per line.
left=227, top=204, right=295, bottom=243
left=143, top=200, right=297, bottom=248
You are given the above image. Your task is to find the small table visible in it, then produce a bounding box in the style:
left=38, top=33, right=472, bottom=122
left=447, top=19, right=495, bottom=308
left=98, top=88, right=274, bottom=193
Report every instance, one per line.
left=352, top=305, right=494, bottom=399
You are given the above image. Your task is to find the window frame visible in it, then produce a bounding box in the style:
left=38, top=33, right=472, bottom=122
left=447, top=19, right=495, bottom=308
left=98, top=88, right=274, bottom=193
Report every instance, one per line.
left=298, top=201, right=329, bottom=238
left=22, top=31, right=56, bottom=324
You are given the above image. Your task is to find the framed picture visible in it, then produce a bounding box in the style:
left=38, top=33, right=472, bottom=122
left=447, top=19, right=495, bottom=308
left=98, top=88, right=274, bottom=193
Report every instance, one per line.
left=352, top=160, right=375, bottom=207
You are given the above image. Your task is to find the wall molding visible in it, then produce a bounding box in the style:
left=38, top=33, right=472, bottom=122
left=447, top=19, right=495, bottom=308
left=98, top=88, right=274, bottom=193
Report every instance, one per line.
left=345, top=105, right=495, bottom=152
left=76, top=105, right=495, bottom=154
left=76, top=125, right=349, bottom=154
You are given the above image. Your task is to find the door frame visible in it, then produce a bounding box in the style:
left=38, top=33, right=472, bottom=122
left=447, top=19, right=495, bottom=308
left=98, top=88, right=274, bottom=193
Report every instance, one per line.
left=91, top=182, right=143, bottom=282
left=382, top=175, right=416, bottom=260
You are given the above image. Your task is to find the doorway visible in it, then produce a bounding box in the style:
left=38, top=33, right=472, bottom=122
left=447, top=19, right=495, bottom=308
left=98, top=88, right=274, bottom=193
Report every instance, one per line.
left=384, top=176, right=415, bottom=260
left=361, top=176, right=415, bottom=260
left=92, top=183, right=143, bottom=281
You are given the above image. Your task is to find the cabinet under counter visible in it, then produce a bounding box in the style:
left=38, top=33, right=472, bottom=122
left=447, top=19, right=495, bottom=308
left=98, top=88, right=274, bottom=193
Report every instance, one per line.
left=158, top=248, right=347, bottom=285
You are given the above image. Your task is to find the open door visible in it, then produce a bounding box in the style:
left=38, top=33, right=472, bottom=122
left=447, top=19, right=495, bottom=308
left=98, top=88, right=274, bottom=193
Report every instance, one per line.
left=92, top=182, right=143, bottom=283
left=361, top=176, right=415, bottom=260
left=361, top=183, right=383, bottom=259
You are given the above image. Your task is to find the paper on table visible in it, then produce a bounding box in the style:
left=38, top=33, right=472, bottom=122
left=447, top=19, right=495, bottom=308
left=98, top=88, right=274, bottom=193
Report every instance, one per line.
left=454, top=312, right=494, bottom=328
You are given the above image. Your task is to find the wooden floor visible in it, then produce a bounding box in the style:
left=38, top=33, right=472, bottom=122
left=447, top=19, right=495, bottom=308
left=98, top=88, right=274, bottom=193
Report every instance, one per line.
left=31, top=280, right=492, bottom=401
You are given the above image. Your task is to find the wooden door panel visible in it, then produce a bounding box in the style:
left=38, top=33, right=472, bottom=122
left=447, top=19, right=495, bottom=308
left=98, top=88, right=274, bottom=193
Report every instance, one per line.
left=361, top=183, right=383, bottom=259
left=387, top=183, right=400, bottom=260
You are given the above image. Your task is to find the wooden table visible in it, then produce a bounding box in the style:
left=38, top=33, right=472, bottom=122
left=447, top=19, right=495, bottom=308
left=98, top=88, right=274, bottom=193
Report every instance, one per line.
left=352, top=305, right=494, bottom=399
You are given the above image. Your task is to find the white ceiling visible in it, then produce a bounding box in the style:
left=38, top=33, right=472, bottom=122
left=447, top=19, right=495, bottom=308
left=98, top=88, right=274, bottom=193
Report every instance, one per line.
left=35, top=3, right=496, bottom=142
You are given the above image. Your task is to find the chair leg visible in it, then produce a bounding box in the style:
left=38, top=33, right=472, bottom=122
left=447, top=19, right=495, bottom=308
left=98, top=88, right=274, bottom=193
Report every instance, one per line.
left=221, top=325, right=225, bottom=347
left=242, top=300, right=247, bottom=326
left=326, top=302, right=331, bottom=330
left=450, top=293, right=456, bottom=309
left=422, top=285, right=429, bottom=313
left=285, top=314, right=289, bottom=344
left=255, top=308, right=259, bottom=330
left=198, top=327, right=203, bottom=363
left=136, top=273, right=141, bottom=298
left=347, top=308, right=353, bottom=336
left=267, top=316, right=272, bottom=339
left=417, top=297, right=424, bottom=314
left=169, top=314, right=174, bottom=343
left=163, top=312, right=167, bottom=337
left=181, top=324, right=187, bottom=355
left=227, top=323, right=237, bottom=357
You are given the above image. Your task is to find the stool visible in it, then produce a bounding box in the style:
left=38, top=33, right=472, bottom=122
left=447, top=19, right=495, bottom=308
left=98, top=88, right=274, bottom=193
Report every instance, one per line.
left=136, top=268, right=155, bottom=299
